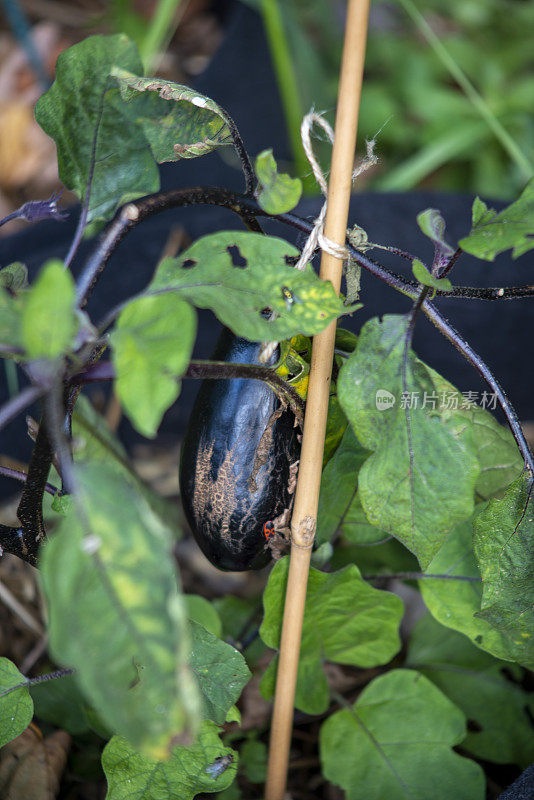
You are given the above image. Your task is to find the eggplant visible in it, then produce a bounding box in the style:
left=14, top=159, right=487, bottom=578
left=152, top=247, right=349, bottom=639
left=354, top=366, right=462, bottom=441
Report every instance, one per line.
left=179, top=328, right=301, bottom=571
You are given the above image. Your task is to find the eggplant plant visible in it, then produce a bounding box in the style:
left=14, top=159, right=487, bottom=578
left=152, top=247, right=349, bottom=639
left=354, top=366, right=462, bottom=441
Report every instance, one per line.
left=0, top=32, right=534, bottom=800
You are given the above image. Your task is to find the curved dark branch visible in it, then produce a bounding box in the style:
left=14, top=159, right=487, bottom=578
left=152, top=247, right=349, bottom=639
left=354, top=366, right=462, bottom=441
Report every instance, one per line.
left=76, top=188, right=260, bottom=306
left=0, top=385, right=42, bottom=434
left=0, top=668, right=75, bottom=699
left=0, top=465, right=57, bottom=496
left=75, top=186, right=534, bottom=471
left=77, top=186, right=534, bottom=308
left=437, top=246, right=462, bottom=279
left=423, top=300, right=534, bottom=475
left=70, top=359, right=305, bottom=425
left=222, top=110, right=256, bottom=196
left=186, top=360, right=305, bottom=424
left=16, top=412, right=54, bottom=547
left=440, top=284, right=534, bottom=300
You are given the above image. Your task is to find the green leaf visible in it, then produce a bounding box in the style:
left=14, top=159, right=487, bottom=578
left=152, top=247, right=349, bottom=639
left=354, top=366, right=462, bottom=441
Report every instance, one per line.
left=51, top=492, right=73, bottom=516
left=317, top=425, right=384, bottom=546
left=335, top=327, right=358, bottom=353
left=320, top=670, right=485, bottom=800
left=185, top=596, right=222, bottom=638
left=338, top=316, right=479, bottom=567
left=225, top=706, right=241, bottom=725
left=473, top=475, right=534, bottom=669
left=111, top=69, right=232, bottom=161
left=71, top=394, right=183, bottom=534
left=407, top=614, right=534, bottom=767
left=150, top=231, right=353, bottom=341
left=22, top=260, right=77, bottom=359
left=471, top=196, right=495, bottom=227
left=255, top=149, right=302, bottom=214
left=31, top=672, right=90, bottom=735
left=40, top=462, right=201, bottom=760
left=425, top=367, right=523, bottom=501
left=331, top=538, right=417, bottom=577
left=323, top=387, right=349, bottom=469
left=211, top=596, right=266, bottom=667
left=411, top=258, right=452, bottom=292
left=420, top=516, right=513, bottom=662
left=35, top=34, right=159, bottom=227
left=190, top=622, right=250, bottom=724
left=0, top=288, right=24, bottom=351
left=260, top=558, right=402, bottom=714
left=0, top=262, right=28, bottom=292
left=323, top=392, right=348, bottom=466
left=240, top=738, right=267, bottom=783
left=102, top=721, right=237, bottom=799
left=216, top=784, right=242, bottom=800
left=0, top=658, right=33, bottom=748
left=417, top=208, right=454, bottom=255
left=212, top=596, right=255, bottom=642
left=459, top=177, right=534, bottom=260
left=110, top=293, right=196, bottom=437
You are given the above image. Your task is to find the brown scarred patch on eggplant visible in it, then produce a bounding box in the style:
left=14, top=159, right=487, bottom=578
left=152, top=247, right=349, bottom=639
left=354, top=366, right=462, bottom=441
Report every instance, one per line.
left=180, top=328, right=301, bottom=571
left=248, top=404, right=286, bottom=493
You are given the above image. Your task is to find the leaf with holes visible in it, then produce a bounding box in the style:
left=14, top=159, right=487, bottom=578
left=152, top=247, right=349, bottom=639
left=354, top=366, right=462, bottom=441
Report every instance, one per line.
left=40, top=462, right=201, bottom=760
left=111, top=69, right=233, bottom=161
left=255, top=149, right=302, bottom=214
left=337, top=315, right=479, bottom=568
left=473, top=475, right=534, bottom=669
left=110, top=292, right=196, bottom=437
left=407, top=614, right=534, bottom=768
left=260, top=558, right=403, bottom=714
left=320, top=670, right=484, bottom=800
left=150, top=231, right=353, bottom=341
left=0, top=658, right=33, bottom=748
left=35, top=35, right=159, bottom=227
left=103, top=721, right=237, bottom=800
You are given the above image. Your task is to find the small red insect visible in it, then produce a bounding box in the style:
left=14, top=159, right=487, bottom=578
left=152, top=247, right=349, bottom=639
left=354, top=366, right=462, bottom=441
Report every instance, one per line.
left=263, top=521, right=275, bottom=540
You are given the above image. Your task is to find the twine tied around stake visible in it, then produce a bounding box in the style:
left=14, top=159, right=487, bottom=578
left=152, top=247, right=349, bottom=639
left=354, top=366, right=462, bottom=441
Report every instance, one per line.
left=258, top=110, right=378, bottom=364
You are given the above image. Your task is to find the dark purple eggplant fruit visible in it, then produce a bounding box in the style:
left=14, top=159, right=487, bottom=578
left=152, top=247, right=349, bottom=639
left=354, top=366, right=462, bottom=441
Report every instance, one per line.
left=179, top=328, right=301, bottom=571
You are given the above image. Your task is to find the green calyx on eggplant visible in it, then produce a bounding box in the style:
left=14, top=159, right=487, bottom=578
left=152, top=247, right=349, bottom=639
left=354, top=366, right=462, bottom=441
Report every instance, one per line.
left=180, top=328, right=301, bottom=571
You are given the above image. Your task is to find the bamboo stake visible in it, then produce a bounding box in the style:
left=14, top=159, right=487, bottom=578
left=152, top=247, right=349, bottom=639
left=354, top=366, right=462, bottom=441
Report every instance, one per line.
left=264, top=2, right=371, bottom=798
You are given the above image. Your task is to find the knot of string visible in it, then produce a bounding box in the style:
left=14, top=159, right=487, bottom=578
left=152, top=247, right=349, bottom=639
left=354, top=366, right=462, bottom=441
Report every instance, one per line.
left=258, top=110, right=378, bottom=365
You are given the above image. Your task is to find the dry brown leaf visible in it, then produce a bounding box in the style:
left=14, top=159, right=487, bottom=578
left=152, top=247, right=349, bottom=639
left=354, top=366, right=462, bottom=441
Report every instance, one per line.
left=0, top=724, right=71, bottom=800
left=0, top=101, right=57, bottom=190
